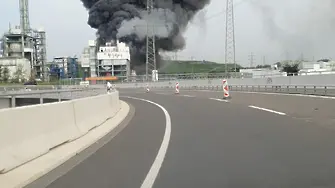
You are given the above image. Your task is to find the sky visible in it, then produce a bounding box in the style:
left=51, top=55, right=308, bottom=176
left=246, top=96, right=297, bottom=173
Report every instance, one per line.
left=1, top=0, right=335, bottom=67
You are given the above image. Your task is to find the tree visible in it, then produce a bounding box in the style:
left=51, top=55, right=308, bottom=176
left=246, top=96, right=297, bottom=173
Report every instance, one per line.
left=12, top=64, right=26, bottom=83
left=280, top=60, right=301, bottom=76
left=2, top=67, right=10, bottom=82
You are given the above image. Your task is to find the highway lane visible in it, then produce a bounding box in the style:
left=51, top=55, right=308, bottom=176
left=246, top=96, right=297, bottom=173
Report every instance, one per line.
left=126, top=87, right=335, bottom=130
left=26, top=98, right=166, bottom=188
left=121, top=91, right=335, bottom=188
left=29, top=89, right=335, bottom=187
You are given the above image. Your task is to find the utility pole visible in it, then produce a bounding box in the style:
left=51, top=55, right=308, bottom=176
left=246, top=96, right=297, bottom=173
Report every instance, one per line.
left=262, top=55, right=266, bottom=66
left=224, top=0, right=236, bottom=76
left=133, top=3, right=170, bottom=81
left=145, top=0, right=156, bottom=81
left=248, top=52, right=255, bottom=68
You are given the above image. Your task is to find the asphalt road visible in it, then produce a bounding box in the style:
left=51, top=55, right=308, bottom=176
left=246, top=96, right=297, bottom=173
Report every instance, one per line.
left=28, top=88, right=335, bottom=188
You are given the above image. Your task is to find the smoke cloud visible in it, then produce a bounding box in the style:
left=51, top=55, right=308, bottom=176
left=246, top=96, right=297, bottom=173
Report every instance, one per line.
left=80, top=0, right=211, bottom=72
left=250, top=0, right=335, bottom=60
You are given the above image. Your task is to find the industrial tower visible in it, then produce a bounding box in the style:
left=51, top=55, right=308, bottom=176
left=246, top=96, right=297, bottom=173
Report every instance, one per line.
left=19, top=0, right=47, bottom=81
left=19, top=0, right=30, bottom=34
left=146, top=0, right=156, bottom=81
left=225, top=0, right=236, bottom=75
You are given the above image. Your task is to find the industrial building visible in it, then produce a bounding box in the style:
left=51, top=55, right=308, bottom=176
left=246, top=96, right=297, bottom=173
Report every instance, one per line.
left=298, top=60, right=335, bottom=75
left=0, top=0, right=47, bottom=81
left=49, top=57, right=79, bottom=79
left=80, top=40, right=96, bottom=78
left=80, top=40, right=131, bottom=80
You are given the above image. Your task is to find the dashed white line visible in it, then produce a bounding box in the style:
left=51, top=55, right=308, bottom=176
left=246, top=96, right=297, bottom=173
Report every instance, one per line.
left=189, top=89, right=335, bottom=100
left=181, top=95, right=195, bottom=97
left=248, top=105, right=286, bottom=115
left=123, top=96, right=171, bottom=188
left=209, top=98, right=229, bottom=102
left=156, top=92, right=170, bottom=95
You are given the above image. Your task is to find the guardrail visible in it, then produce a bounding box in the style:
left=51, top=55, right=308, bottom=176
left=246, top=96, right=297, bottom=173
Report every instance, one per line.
left=0, top=85, right=91, bottom=92
left=229, top=85, right=335, bottom=96
left=0, top=88, right=104, bottom=107
left=0, top=85, right=56, bottom=92
left=125, top=84, right=335, bottom=97
left=184, top=85, right=335, bottom=97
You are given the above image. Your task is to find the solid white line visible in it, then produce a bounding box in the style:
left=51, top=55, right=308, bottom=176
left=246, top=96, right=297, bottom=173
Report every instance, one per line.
left=209, top=98, right=229, bottom=102
left=248, top=105, right=286, bottom=115
left=123, top=96, right=171, bottom=188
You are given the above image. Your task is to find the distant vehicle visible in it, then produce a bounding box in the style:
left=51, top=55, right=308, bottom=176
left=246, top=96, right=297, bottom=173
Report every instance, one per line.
left=24, top=80, right=37, bottom=85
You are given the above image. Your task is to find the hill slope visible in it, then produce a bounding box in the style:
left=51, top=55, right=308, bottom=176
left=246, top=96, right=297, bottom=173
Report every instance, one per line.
left=158, top=60, right=241, bottom=74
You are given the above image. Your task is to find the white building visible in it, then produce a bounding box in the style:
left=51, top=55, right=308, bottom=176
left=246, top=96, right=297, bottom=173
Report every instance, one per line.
left=298, top=61, right=335, bottom=75
left=81, top=40, right=131, bottom=79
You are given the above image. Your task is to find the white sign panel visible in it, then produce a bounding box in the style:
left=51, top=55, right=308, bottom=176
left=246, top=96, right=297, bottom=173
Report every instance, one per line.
left=97, top=51, right=130, bottom=60
left=99, top=46, right=117, bottom=53
left=101, top=59, right=128, bottom=66
left=80, top=81, right=89, bottom=86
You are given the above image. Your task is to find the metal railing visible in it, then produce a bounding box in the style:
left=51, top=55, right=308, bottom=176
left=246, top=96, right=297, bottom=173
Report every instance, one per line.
left=128, top=84, right=335, bottom=97
left=122, top=72, right=249, bottom=82
left=0, top=87, right=104, bottom=107
left=174, top=85, right=335, bottom=97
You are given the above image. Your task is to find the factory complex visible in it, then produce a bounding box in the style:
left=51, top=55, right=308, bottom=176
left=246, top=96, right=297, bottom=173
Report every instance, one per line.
left=0, top=0, right=133, bottom=84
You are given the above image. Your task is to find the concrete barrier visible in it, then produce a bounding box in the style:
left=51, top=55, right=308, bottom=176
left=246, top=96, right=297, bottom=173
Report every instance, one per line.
left=73, top=92, right=120, bottom=134
left=0, top=91, right=120, bottom=173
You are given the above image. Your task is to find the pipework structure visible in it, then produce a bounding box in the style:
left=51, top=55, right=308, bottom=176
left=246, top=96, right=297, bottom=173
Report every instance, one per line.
left=0, top=0, right=47, bottom=81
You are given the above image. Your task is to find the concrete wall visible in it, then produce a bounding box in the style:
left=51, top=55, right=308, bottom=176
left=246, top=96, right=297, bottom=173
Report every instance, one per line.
left=0, top=98, right=10, bottom=109
left=0, top=91, right=120, bottom=173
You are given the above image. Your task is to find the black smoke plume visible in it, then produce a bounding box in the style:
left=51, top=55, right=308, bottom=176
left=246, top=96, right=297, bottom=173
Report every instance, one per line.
left=81, top=0, right=210, bottom=72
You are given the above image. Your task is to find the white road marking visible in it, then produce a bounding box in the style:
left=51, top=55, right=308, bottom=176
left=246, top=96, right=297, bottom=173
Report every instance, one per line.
left=248, top=105, right=286, bottom=115
left=194, top=89, right=335, bottom=100
left=182, top=95, right=195, bottom=97
left=209, top=98, right=229, bottom=102
left=234, top=91, right=335, bottom=99
left=123, top=96, right=171, bottom=188
left=156, top=92, right=170, bottom=95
